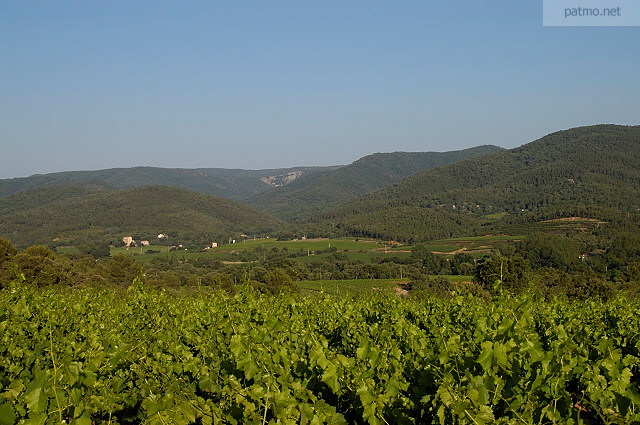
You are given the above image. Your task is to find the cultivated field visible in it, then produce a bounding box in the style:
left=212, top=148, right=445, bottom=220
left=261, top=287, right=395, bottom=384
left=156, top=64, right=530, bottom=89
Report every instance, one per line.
left=2, top=285, right=638, bottom=424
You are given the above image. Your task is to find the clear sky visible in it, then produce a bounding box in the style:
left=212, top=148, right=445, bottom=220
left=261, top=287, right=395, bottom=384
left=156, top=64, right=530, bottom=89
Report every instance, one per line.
left=1, top=0, right=638, bottom=178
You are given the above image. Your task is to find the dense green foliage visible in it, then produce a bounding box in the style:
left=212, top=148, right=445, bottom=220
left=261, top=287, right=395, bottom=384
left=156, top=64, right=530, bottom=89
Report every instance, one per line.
left=248, top=146, right=503, bottom=221
left=310, top=125, right=640, bottom=241
left=318, top=206, right=482, bottom=244
left=0, top=166, right=336, bottom=201
left=0, top=186, right=283, bottom=248
left=1, top=285, right=639, bottom=424
left=4, top=223, right=640, bottom=301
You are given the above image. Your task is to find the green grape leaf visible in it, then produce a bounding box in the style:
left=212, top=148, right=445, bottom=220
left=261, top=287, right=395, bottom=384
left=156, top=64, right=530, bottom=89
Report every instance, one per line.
left=0, top=404, right=16, bottom=425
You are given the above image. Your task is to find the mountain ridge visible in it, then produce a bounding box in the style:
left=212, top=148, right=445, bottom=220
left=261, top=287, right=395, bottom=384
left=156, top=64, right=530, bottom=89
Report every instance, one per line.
left=0, top=166, right=340, bottom=201
left=0, top=185, right=283, bottom=248
left=308, top=124, right=640, bottom=241
left=247, top=145, right=504, bottom=221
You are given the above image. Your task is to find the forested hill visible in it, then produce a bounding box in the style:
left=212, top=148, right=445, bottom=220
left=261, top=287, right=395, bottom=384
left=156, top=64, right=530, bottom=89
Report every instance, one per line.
left=0, top=166, right=338, bottom=201
left=0, top=185, right=283, bottom=248
left=247, top=145, right=504, bottom=221
left=312, top=125, right=640, bottom=241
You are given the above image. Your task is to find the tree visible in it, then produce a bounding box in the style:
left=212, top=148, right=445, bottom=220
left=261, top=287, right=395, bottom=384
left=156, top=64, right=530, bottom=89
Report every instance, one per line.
left=474, top=253, right=531, bottom=293
left=79, top=242, right=111, bottom=259
left=409, top=275, right=454, bottom=298
left=564, top=268, right=614, bottom=300
left=0, top=238, right=18, bottom=287
left=0, top=238, right=17, bottom=265
left=626, top=261, right=640, bottom=284
left=259, top=268, right=296, bottom=294
left=105, top=254, right=143, bottom=285
left=203, top=272, right=234, bottom=292
left=12, top=245, right=71, bottom=286
left=450, top=252, right=475, bottom=275
left=518, top=233, right=580, bottom=270
left=411, top=245, right=447, bottom=274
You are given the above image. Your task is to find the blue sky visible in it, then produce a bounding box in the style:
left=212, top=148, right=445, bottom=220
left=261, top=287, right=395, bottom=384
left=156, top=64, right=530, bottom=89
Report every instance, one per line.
left=1, top=0, right=638, bottom=178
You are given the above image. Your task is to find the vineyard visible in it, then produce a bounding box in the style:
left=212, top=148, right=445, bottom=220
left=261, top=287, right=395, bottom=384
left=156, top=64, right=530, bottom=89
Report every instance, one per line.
left=1, top=283, right=639, bottom=424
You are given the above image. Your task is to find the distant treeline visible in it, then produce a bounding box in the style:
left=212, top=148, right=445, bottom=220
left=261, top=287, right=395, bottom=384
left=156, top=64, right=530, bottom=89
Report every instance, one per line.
left=2, top=221, right=640, bottom=300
